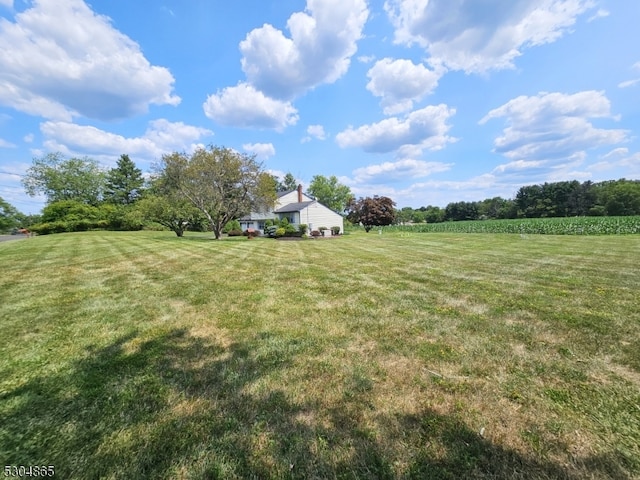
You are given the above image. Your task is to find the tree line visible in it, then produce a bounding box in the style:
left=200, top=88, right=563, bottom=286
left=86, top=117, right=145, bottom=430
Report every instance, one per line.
left=1, top=148, right=375, bottom=236
left=395, top=179, right=640, bottom=224
left=1, top=149, right=639, bottom=235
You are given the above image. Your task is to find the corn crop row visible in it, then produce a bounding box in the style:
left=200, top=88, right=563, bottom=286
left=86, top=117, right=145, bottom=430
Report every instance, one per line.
left=386, top=216, right=640, bottom=235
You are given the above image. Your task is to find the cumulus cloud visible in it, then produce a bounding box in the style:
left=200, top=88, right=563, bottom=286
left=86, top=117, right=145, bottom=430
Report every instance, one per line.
left=480, top=91, right=628, bottom=162
left=203, top=0, right=367, bottom=130
left=0, top=0, right=179, bottom=121
left=203, top=83, right=298, bottom=131
left=366, top=58, right=442, bottom=114
left=336, top=104, right=456, bottom=154
left=40, top=119, right=212, bottom=163
left=301, top=124, right=327, bottom=143
left=384, top=0, right=595, bottom=73
left=242, top=143, right=276, bottom=160
left=239, top=0, right=369, bottom=100
left=351, top=159, right=452, bottom=184
left=590, top=149, right=640, bottom=176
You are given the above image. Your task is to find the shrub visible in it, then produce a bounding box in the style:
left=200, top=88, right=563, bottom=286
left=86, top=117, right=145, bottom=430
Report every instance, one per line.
left=275, top=227, right=286, bottom=237
left=227, top=229, right=243, bottom=236
left=71, top=219, right=93, bottom=231
left=242, top=229, right=260, bottom=238
left=29, top=221, right=69, bottom=235
left=223, top=219, right=241, bottom=233
left=298, top=224, right=308, bottom=235
left=331, top=226, right=341, bottom=235
left=318, top=226, right=327, bottom=231
left=265, top=225, right=278, bottom=237
left=284, top=223, right=297, bottom=234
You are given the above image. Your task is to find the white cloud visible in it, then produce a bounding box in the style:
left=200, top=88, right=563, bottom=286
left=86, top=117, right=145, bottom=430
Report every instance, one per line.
left=239, top=0, right=369, bottom=100
left=480, top=91, right=628, bottom=162
left=203, top=83, right=298, bottom=131
left=590, top=150, right=640, bottom=175
left=358, top=55, right=376, bottom=64
left=0, top=138, right=16, bottom=148
left=618, top=79, right=640, bottom=89
left=587, top=8, right=609, bottom=22
left=0, top=0, right=179, bottom=121
left=351, top=159, right=452, bottom=183
left=336, top=104, right=456, bottom=154
left=0, top=0, right=12, bottom=8
left=242, top=143, right=276, bottom=160
left=618, top=61, right=640, bottom=89
left=23, top=133, right=34, bottom=143
left=366, top=58, right=442, bottom=114
left=307, top=124, right=326, bottom=140
left=384, top=0, right=595, bottom=73
left=39, top=119, right=212, bottom=163
left=301, top=124, right=326, bottom=143
left=600, top=147, right=628, bottom=160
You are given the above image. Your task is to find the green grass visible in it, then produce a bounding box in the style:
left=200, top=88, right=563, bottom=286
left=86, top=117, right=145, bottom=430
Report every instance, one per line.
left=1, top=230, right=639, bottom=479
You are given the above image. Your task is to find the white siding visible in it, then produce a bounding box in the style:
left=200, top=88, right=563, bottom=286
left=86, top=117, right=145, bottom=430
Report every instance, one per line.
left=299, top=203, right=344, bottom=233
left=276, top=190, right=313, bottom=209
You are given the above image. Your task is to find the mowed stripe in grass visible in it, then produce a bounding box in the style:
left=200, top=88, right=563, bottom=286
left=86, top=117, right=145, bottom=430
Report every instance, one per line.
left=0, top=231, right=638, bottom=479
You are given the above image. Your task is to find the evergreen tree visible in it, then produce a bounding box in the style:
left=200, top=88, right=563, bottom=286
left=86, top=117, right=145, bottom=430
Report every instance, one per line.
left=105, top=154, right=145, bottom=205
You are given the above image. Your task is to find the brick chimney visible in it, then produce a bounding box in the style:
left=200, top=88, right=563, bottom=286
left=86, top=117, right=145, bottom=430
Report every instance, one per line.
left=297, top=184, right=303, bottom=203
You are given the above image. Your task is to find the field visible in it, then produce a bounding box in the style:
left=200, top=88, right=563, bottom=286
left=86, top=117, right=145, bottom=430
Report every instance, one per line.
left=387, top=216, right=640, bottom=235
left=1, top=230, right=639, bottom=479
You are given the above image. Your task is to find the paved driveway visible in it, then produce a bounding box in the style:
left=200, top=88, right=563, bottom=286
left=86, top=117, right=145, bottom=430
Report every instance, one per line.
left=0, top=235, right=28, bottom=242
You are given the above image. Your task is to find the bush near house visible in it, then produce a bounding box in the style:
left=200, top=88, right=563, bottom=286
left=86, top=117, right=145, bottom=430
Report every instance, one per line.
left=265, top=222, right=307, bottom=238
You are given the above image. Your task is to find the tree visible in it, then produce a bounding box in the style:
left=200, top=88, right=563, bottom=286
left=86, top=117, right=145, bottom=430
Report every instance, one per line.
left=422, top=205, right=445, bottom=223
left=593, top=179, right=640, bottom=216
left=396, top=206, right=414, bottom=224
left=161, top=145, right=277, bottom=239
left=0, top=197, right=23, bottom=232
left=307, top=175, right=353, bottom=214
left=347, top=196, right=396, bottom=232
left=135, top=195, right=202, bottom=237
left=444, top=201, right=479, bottom=221
left=22, top=153, right=105, bottom=205
left=280, top=173, right=298, bottom=192
left=105, top=154, right=145, bottom=205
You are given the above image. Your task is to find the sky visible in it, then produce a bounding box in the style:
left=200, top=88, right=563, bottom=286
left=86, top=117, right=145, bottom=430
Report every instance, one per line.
left=0, top=0, right=639, bottom=214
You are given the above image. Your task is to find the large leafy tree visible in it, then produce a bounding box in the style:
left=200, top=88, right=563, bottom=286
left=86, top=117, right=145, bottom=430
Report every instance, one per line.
left=347, top=196, right=396, bottom=232
left=307, top=175, right=353, bottom=213
left=22, top=153, right=105, bottom=205
left=161, top=145, right=277, bottom=239
left=135, top=195, right=202, bottom=237
left=0, top=197, right=23, bottom=232
left=105, top=154, right=145, bottom=205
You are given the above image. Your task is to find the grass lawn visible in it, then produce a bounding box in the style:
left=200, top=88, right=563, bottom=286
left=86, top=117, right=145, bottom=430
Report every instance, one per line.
left=1, top=230, right=638, bottom=479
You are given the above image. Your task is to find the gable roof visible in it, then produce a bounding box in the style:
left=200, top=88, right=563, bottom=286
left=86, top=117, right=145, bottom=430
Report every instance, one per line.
left=277, top=189, right=316, bottom=201
left=274, top=201, right=315, bottom=213
left=277, top=189, right=295, bottom=198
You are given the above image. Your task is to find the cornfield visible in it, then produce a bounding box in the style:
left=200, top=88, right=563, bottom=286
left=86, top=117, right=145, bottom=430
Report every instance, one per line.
left=385, top=216, right=640, bottom=235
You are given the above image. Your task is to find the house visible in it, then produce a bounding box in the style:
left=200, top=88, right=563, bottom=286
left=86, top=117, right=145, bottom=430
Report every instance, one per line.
left=239, top=184, right=344, bottom=234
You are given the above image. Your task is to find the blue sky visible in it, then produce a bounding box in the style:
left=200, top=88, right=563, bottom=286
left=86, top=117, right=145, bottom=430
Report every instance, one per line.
left=1, top=0, right=639, bottom=214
